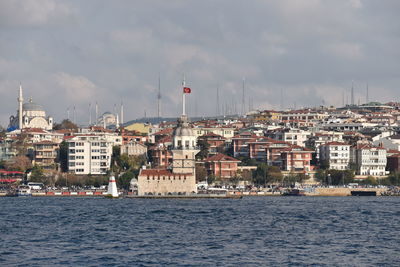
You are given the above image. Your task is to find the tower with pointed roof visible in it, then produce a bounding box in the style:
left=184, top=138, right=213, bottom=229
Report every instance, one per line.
left=171, top=77, right=199, bottom=174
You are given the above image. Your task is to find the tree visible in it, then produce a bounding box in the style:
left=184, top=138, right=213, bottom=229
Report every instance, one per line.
left=196, top=139, right=210, bottom=160
left=58, top=141, right=68, bottom=172
left=207, top=174, right=216, bottom=185
left=361, top=176, right=378, bottom=186
left=319, top=160, right=329, bottom=170
left=252, top=164, right=282, bottom=186
left=53, top=119, right=78, bottom=130
left=117, top=171, right=134, bottom=190
left=195, top=165, right=207, bottom=182
left=316, top=169, right=355, bottom=185
left=5, top=156, right=32, bottom=172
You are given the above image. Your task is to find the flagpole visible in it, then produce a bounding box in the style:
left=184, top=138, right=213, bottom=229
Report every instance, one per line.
left=182, top=74, right=186, bottom=116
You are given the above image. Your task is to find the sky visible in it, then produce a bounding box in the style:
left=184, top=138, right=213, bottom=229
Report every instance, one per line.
left=0, top=0, right=399, bottom=127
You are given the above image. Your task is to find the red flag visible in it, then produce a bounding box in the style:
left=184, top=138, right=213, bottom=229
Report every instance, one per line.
left=183, top=87, right=191, bottom=94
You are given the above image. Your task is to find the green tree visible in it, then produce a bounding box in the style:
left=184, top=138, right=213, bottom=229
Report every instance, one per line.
left=195, top=165, right=207, bottom=182
left=207, top=174, right=216, bottom=185
left=53, top=119, right=78, bottom=130
left=117, top=171, right=135, bottom=190
left=58, top=141, right=68, bottom=172
left=196, top=139, right=210, bottom=160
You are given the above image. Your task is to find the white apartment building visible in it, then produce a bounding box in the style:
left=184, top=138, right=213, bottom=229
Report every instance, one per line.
left=266, top=128, right=311, bottom=147
left=352, top=145, right=387, bottom=176
left=319, top=142, right=350, bottom=170
left=67, top=135, right=113, bottom=175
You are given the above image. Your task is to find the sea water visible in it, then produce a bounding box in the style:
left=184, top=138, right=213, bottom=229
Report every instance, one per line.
left=0, top=197, right=399, bottom=266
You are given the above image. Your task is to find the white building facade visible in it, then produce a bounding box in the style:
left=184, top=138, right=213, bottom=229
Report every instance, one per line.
left=319, top=142, right=351, bottom=170
left=352, top=145, right=387, bottom=176
left=67, top=135, right=113, bottom=175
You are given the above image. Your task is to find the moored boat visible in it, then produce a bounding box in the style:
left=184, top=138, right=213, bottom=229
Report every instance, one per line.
left=17, top=185, right=32, bottom=197
left=282, top=188, right=305, bottom=196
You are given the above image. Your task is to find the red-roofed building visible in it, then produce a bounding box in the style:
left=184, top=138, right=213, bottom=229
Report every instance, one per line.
left=204, top=153, right=241, bottom=180
left=281, top=146, right=313, bottom=172
left=197, top=133, right=226, bottom=155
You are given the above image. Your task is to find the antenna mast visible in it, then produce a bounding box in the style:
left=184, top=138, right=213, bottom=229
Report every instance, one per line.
left=157, top=74, right=161, bottom=118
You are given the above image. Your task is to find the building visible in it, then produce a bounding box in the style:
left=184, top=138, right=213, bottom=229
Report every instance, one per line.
left=137, top=114, right=199, bottom=196
left=197, top=133, right=227, bottom=155
left=265, top=128, right=311, bottom=147
left=387, top=151, right=400, bottom=173
left=148, top=136, right=173, bottom=167
left=8, top=85, right=53, bottom=131
left=319, top=142, right=351, bottom=170
left=32, top=141, right=59, bottom=170
left=67, top=135, right=113, bottom=175
left=0, top=138, right=18, bottom=161
left=120, top=141, right=147, bottom=157
left=352, top=144, right=387, bottom=176
left=204, top=153, right=240, bottom=180
left=280, top=146, right=313, bottom=172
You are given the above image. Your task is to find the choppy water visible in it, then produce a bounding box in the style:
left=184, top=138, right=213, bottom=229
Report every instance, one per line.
left=0, top=197, right=399, bottom=266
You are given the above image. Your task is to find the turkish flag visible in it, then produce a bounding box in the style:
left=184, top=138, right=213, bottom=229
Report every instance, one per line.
left=183, top=87, right=191, bottom=94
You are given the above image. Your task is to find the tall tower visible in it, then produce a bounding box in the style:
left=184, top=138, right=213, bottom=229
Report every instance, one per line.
left=171, top=77, right=199, bottom=174
left=216, top=85, right=220, bottom=117
left=18, top=83, right=23, bottom=129
left=89, top=103, right=92, bottom=126
left=120, top=101, right=124, bottom=126
left=95, top=101, right=98, bottom=126
left=157, top=75, right=161, bottom=118
left=351, top=80, right=355, bottom=106
left=241, top=78, right=245, bottom=116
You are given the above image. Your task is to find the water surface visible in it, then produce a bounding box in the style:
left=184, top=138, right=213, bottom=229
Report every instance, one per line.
left=0, top=197, right=399, bottom=266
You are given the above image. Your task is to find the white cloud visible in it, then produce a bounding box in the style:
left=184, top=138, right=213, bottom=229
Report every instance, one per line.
left=0, top=0, right=75, bottom=27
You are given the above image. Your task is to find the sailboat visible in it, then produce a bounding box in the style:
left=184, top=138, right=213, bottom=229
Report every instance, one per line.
left=105, top=174, right=119, bottom=198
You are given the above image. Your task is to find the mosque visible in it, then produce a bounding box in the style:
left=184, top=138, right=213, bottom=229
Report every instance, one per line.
left=8, top=85, right=53, bottom=131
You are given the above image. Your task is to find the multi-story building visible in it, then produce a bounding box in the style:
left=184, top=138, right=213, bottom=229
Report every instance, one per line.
left=352, top=144, right=387, bottom=176
left=32, top=141, right=59, bottom=169
left=265, top=128, right=311, bottom=147
left=197, top=133, right=227, bottom=156
left=204, top=153, right=240, bottom=180
left=0, top=138, right=18, bottom=161
left=319, top=142, right=350, bottom=170
left=280, top=146, right=313, bottom=172
left=67, top=135, right=113, bottom=175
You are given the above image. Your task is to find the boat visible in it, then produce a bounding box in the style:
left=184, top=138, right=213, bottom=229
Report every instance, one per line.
left=282, top=188, right=305, bottom=196
left=351, top=191, right=376, bottom=196
left=105, top=175, right=119, bottom=198
left=17, top=185, right=32, bottom=197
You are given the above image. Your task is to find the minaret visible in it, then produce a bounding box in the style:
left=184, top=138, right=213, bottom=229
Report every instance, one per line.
left=18, top=83, right=24, bottom=129
left=366, top=83, right=369, bottom=103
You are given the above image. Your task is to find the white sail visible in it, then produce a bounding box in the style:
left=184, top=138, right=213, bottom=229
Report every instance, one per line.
left=107, top=175, right=119, bottom=198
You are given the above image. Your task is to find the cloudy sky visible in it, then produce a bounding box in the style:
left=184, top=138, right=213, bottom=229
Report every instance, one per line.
left=0, top=0, right=399, bottom=127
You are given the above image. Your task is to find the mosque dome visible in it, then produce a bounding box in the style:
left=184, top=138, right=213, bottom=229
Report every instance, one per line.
left=23, top=98, right=44, bottom=111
